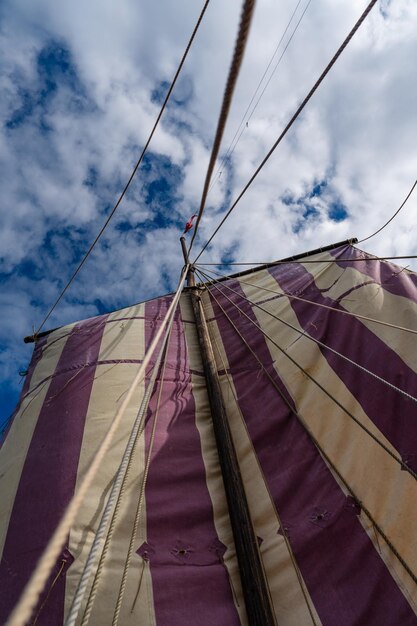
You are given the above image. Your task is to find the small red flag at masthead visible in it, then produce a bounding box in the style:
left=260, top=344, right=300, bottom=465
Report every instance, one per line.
left=183, top=214, right=197, bottom=234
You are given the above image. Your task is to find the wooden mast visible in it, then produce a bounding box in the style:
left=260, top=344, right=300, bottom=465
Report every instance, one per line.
left=180, top=236, right=276, bottom=626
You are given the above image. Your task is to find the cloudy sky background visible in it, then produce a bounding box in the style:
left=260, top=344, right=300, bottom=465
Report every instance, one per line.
left=1, top=0, right=416, bottom=425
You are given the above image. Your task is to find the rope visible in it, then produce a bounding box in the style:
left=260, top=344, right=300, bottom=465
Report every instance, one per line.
left=198, top=265, right=417, bottom=336
left=34, top=0, right=211, bottom=336
left=5, top=266, right=188, bottom=626
left=197, top=266, right=417, bottom=405
left=79, top=313, right=175, bottom=625
left=187, top=0, right=256, bottom=254
left=31, top=560, right=66, bottom=626
left=130, top=560, right=146, bottom=614
left=196, top=255, right=417, bottom=265
left=66, top=318, right=172, bottom=625
left=196, top=267, right=417, bottom=482
left=207, top=0, right=308, bottom=196
left=358, top=178, right=417, bottom=244
left=202, top=303, right=281, bottom=624
left=112, top=316, right=173, bottom=624
left=197, top=273, right=317, bottom=626
left=193, top=0, right=378, bottom=262
left=194, top=269, right=417, bottom=586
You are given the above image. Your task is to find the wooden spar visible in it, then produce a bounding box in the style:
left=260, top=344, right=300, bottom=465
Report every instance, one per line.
left=180, top=235, right=195, bottom=287
left=190, top=288, right=276, bottom=625
left=180, top=237, right=276, bottom=625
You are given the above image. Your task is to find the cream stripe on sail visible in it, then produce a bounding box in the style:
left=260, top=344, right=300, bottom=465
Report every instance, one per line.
left=239, top=271, right=417, bottom=611
left=199, top=292, right=322, bottom=626
left=307, top=260, right=417, bottom=374
left=181, top=294, right=247, bottom=626
left=65, top=304, right=156, bottom=625
left=0, top=324, right=74, bottom=560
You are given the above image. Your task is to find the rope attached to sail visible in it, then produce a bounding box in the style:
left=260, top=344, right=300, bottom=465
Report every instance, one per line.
left=5, top=267, right=189, bottom=626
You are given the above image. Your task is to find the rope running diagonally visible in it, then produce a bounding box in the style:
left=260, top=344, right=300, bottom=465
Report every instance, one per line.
left=195, top=271, right=317, bottom=626
left=207, top=0, right=307, bottom=196
left=80, top=314, right=176, bottom=625
left=196, top=255, right=417, bottom=265
left=212, top=0, right=313, bottom=195
left=31, top=560, right=67, bottom=626
left=187, top=0, right=257, bottom=255
left=5, top=265, right=189, bottom=626
left=197, top=264, right=417, bottom=336
left=358, top=178, right=417, bottom=244
left=196, top=266, right=417, bottom=405
left=66, top=314, right=174, bottom=625
left=194, top=269, right=417, bottom=586
left=195, top=267, right=417, bottom=482
left=200, top=307, right=277, bottom=620
left=112, top=315, right=174, bottom=624
left=35, top=0, right=211, bottom=336
left=193, top=0, right=378, bottom=263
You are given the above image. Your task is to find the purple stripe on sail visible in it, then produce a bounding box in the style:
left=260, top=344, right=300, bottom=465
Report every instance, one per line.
left=0, top=336, right=48, bottom=448
left=0, top=315, right=107, bottom=625
left=209, top=281, right=417, bottom=625
left=331, top=244, right=417, bottom=303
left=267, top=260, right=417, bottom=468
left=143, top=296, right=240, bottom=626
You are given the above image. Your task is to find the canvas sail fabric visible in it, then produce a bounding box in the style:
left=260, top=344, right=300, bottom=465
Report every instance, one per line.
left=0, top=297, right=244, bottom=625
left=0, top=243, right=416, bottom=625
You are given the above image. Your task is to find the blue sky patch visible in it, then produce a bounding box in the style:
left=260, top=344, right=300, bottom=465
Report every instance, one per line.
left=151, top=75, right=193, bottom=107
left=151, top=80, right=170, bottom=106
left=328, top=201, right=348, bottom=222
left=5, top=41, right=94, bottom=131
left=285, top=178, right=348, bottom=233
left=142, top=152, right=183, bottom=227
left=309, top=179, right=327, bottom=198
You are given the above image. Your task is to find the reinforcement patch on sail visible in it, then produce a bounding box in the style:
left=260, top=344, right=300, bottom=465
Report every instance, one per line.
left=203, top=243, right=417, bottom=625
left=1, top=243, right=417, bottom=625
left=0, top=297, right=242, bottom=625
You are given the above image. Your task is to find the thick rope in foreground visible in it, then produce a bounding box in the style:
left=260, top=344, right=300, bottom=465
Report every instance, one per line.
left=207, top=0, right=306, bottom=197
left=193, top=0, right=378, bottom=263
left=66, top=318, right=173, bottom=625
left=80, top=314, right=176, bottom=625
left=5, top=266, right=189, bottom=626
left=188, top=0, right=256, bottom=254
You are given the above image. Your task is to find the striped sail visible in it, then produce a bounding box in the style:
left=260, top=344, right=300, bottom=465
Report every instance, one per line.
left=1, top=242, right=417, bottom=624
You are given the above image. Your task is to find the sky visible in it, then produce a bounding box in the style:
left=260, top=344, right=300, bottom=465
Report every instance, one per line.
left=1, top=0, right=417, bottom=426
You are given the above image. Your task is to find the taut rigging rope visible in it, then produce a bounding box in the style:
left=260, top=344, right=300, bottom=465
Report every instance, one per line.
left=112, top=319, right=174, bottom=624
left=5, top=266, right=189, bottom=626
left=197, top=264, right=417, bottom=337
left=196, top=255, right=417, bottom=265
left=200, top=277, right=318, bottom=626
left=197, top=266, right=417, bottom=404
left=358, top=178, right=417, bottom=244
left=33, top=0, right=211, bottom=337
left=196, top=266, right=417, bottom=482
left=207, top=0, right=309, bottom=197
left=193, top=0, right=378, bottom=263
left=188, top=0, right=257, bottom=254
left=194, top=269, right=417, bottom=587
left=66, top=316, right=174, bottom=625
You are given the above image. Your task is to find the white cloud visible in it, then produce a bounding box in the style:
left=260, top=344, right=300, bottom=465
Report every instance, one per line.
left=1, top=0, right=417, bottom=419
